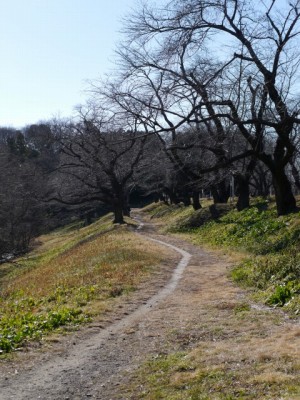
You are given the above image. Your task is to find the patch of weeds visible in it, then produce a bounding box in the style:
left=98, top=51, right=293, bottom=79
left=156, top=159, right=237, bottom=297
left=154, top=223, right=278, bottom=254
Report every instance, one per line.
left=234, top=302, right=251, bottom=314
left=231, top=261, right=256, bottom=287
left=267, top=284, right=292, bottom=306
left=74, top=285, right=99, bottom=306
left=0, top=306, right=88, bottom=352
left=196, top=206, right=289, bottom=254
left=231, top=249, right=300, bottom=310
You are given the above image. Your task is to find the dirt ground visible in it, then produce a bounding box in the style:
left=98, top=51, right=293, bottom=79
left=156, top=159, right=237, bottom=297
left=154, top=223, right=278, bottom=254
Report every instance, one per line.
left=0, top=211, right=299, bottom=399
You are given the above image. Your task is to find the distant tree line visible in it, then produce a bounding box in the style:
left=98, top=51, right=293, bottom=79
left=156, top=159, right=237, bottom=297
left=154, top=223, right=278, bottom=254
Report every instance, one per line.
left=2, top=0, right=300, bottom=257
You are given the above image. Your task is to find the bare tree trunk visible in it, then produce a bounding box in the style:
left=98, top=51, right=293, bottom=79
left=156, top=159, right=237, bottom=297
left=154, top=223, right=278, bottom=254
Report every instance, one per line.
left=251, top=164, right=271, bottom=198
left=113, top=203, right=124, bottom=224
left=236, top=175, right=250, bottom=211
left=123, top=195, right=130, bottom=217
left=235, top=158, right=256, bottom=211
left=165, top=188, right=179, bottom=204
left=182, top=194, right=191, bottom=206
left=272, top=168, right=296, bottom=216
left=192, top=191, right=201, bottom=210
left=211, top=181, right=230, bottom=204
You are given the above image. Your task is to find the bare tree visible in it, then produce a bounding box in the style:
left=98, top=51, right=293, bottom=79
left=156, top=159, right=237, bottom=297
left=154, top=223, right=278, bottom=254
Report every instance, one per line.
left=95, top=57, right=253, bottom=209
left=120, top=0, right=300, bottom=215
left=49, top=107, right=147, bottom=224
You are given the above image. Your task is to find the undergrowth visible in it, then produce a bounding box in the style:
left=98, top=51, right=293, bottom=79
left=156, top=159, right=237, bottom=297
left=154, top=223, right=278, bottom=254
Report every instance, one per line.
left=0, top=214, right=162, bottom=353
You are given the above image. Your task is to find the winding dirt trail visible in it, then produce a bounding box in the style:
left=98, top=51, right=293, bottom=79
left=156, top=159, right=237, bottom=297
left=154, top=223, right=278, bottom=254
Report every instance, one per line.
left=1, top=211, right=299, bottom=399
left=0, top=212, right=196, bottom=399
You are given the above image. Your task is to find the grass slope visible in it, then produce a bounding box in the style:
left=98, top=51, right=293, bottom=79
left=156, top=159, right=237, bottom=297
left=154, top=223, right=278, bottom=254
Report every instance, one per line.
left=124, top=200, right=300, bottom=400
left=0, top=214, right=163, bottom=353
left=144, top=199, right=300, bottom=312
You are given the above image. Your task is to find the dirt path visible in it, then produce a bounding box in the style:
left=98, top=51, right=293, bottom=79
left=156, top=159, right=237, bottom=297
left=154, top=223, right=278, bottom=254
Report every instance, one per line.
left=0, top=211, right=299, bottom=399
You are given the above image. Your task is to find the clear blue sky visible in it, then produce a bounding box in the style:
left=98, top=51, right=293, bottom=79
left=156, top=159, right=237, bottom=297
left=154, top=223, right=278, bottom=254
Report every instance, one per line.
left=0, top=0, right=138, bottom=128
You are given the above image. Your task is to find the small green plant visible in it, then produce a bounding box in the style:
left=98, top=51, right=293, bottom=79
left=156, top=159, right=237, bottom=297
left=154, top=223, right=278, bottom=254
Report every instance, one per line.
left=267, top=285, right=292, bottom=306
left=0, top=306, right=88, bottom=352
left=234, top=302, right=251, bottom=313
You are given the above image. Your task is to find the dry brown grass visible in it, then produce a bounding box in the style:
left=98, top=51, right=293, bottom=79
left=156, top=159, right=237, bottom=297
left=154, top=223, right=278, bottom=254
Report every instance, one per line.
left=3, top=229, right=163, bottom=298
left=128, top=303, right=300, bottom=399
left=0, top=216, right=171, bottom=352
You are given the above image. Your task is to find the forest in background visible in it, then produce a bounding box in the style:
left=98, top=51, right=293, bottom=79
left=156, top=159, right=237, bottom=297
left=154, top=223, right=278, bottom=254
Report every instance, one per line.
left=1, top=0, right=300, bottom=259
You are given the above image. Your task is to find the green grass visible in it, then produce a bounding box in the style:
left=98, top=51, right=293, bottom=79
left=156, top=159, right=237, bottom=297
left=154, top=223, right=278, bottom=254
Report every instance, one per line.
left=128, top=350, right=300, bottom=399
left=143, top=199, right=300, bottom=311
left=0, top=214, right=163, bottom=353
left=126, top=199, right=300, bottom=400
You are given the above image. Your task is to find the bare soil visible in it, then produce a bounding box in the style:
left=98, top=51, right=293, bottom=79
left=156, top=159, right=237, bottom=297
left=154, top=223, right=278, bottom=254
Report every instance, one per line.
left=0, top=211, right=299, bottom=400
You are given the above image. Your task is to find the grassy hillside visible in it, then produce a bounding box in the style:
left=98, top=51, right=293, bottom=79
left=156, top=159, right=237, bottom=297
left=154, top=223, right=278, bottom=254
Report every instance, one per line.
left=124, top=200, right=300, bottom=400
left=0, top=214, right=164, bottom=354
left=143, top=199, right=300, bottom=312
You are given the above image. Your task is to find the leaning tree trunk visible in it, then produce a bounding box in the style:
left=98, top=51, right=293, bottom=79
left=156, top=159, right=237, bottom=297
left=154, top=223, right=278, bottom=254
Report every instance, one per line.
left=272, top=168, right=296, bottom=216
